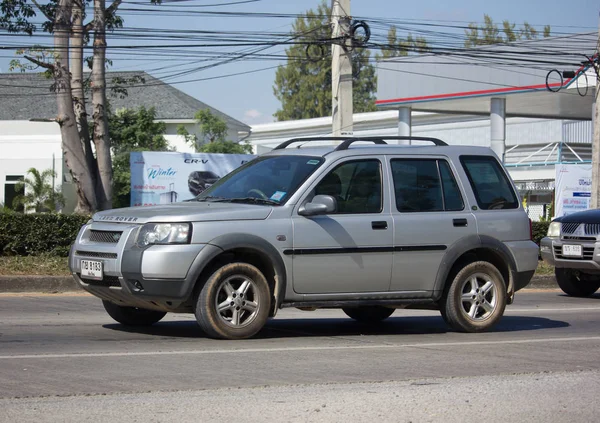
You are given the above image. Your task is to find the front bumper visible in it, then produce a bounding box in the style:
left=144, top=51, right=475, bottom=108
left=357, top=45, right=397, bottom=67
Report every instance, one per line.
left=69, top=222, right=210, bottom=311
left=540, top=236, right=600, bottom=272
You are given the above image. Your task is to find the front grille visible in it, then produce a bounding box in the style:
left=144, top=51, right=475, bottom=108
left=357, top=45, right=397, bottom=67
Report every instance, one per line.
left=75, top=250, right=118, bottom=259
left=78, top=274, right=121, bottom=287
left=90, top=230, right=122, bottom=243
left=585, top=224, right=600, bottom=236
left=562, top=235, right=596, bottom=241
left=554, top=245, right=595, bottom=260
left=561, top=222, right=581, bottom=234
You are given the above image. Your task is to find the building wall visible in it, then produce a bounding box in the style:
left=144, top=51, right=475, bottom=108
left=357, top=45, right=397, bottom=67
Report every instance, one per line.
left=0, top=121, right=62, bottom=208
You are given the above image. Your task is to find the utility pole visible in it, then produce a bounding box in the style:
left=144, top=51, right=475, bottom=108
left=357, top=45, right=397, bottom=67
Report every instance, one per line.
left=331, top=0, right=353, bottom=137
left=591, top=12, right=600, bottom=208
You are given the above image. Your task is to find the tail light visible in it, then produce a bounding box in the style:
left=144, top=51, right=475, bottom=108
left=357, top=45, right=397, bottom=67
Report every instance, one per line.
left=529, top=218, right=533, bottom=241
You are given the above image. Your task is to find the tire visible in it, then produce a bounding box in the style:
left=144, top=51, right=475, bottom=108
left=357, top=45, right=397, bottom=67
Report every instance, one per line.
left=343, top=306, right=394, bottom=323
left=440, top=261, right=507, bottom=333
left=555, top=268, right=600, bottom=297
left=195, top=262, right=271, bottom=340
left=102, top=300, right=166, bottom=326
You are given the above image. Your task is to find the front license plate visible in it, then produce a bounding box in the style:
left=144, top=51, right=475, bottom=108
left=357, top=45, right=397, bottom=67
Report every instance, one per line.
left=80, top=260, right=103, bottom=280
left=562, top=245, right=582, bottom=257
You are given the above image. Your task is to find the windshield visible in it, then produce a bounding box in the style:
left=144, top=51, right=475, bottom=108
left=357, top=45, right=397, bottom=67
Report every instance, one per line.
left=195, top=155, right=324, bottom=205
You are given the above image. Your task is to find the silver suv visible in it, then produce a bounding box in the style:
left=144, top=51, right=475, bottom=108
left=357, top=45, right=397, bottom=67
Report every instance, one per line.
left=69, top=136, right=538, bottom=339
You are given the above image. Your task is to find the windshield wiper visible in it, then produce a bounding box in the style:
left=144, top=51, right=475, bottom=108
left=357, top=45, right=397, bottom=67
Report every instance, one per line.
left=195, top=196, right=229, bottom=202
left=227, top=197, right=280, bottom=205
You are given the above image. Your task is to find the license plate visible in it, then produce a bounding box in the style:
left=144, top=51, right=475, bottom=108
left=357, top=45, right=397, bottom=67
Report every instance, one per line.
left=80, top=260, right=103, bottom=280
left=562, top=245, right=582, bottom=257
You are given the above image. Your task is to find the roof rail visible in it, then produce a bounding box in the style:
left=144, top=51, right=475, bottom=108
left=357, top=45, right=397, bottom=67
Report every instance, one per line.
left=273, top=136, right=447, bottom=151
left=273, top=137, right=354, bottom=150
left=359, top=136, right=448, bottom=146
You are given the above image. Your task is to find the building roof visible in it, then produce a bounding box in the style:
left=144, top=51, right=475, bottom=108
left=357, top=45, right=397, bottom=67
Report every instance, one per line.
left=0, top=71, right=249, bottom=130
left=376, top=32, right=597, bottom=120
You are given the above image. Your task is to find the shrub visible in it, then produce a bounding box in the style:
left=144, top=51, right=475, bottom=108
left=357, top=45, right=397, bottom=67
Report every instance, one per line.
left=531, top=221, right=550, bottom=246
left=0, top=212, right=90, bottom=257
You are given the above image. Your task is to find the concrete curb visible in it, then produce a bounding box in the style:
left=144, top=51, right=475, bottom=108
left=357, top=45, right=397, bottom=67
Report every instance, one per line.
left=0, top=274, right=559, bottom=293
left=0, top=275, right=80, bottom=293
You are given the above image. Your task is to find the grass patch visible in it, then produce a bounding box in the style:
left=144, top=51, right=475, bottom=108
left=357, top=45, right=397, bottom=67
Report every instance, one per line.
left=535, top=260, right=554, bottom=276
left=0, top=255, right=70, bottom=276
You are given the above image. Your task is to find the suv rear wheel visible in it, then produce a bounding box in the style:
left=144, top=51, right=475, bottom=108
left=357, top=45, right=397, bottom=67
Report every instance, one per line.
left=441, top=261, right=506, bottom=333
left=343, top=306, right=394, bottom=323
left=555, top=268, right=600, bottom=297
left=195, top=262, right=271, bottom=340
left=102, top=300, right=166, bottom=326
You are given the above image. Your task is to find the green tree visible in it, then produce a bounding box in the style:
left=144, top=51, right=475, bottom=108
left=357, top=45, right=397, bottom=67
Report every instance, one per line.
left=465, top=14, right=551, bottom=48
left=375, top=26, right=429, bottom=60
left=272, top=0, right=377, bottom=121
left=2, top=0, right=152, bottom=213
left=109, top=107, right=170, bottom=208
left=13, top=168, right=65, bottom=212
left=177, top=109, right=253, bottom=154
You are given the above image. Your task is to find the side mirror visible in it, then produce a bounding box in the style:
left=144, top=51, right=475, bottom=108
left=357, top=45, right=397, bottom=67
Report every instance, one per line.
left=298, top=195, right=337, bottom=217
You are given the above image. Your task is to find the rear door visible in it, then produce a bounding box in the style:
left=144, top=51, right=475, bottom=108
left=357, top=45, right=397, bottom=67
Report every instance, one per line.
left=389, top=157, right=477, bottom=293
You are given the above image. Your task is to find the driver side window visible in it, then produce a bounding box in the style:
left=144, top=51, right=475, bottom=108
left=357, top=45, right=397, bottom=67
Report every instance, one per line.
left=313, top=159, right=382, bottom=214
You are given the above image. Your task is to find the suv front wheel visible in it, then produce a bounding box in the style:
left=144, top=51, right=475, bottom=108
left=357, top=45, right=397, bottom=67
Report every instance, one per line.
left=441, top=261, right=507, bottom=333
left=195, top=262, right=271, bottom=340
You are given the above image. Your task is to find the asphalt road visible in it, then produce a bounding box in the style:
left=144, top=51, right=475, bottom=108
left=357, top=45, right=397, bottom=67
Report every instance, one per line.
left=1, top=291, right=599, bottom=422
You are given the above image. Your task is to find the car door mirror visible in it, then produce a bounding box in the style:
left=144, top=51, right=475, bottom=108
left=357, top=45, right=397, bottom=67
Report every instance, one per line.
left=298, top=195, right=337, bottom=216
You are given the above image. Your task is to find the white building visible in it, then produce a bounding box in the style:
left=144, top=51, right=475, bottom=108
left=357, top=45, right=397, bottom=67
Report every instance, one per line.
left=0, top=71, right=250, bottom=211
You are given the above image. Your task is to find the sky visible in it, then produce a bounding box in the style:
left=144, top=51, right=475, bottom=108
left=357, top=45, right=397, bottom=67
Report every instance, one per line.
left=0, top=0, right=598, bottom=126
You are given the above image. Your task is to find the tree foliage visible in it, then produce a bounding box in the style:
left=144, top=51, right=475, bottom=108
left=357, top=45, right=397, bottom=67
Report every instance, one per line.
left=177, top=109, right=252, bottom=154
left=198, top=140, right=253, bottom=154
left=273, top=0, right=376, bottom=121
left=109, top=107, right=170, bottom=209
left=13, top=168, right=65, bottom=213
left=465, top=14, right=551, bottom=48
left=375, top=26, right=428, bottom=60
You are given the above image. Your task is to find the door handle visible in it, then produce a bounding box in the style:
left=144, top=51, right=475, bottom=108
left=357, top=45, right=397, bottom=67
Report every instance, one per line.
left=372, top=221, right=388, bottom=230
left=453, top=218, right=468, bottom=227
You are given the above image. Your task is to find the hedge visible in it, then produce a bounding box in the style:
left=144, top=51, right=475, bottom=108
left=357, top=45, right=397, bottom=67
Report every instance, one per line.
left=0, top=212, right=89, bottom=257
left=531, top=221, right=550, bottom=246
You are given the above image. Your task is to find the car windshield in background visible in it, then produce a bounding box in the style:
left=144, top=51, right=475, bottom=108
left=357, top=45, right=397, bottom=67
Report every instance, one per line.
left=195, top=155, right=324, bottom=205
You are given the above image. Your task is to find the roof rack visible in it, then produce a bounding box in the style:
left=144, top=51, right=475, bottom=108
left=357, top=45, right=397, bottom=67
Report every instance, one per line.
left=273, top=136, right=447, bottom=151
left=273, top=137, right=354, bottom=150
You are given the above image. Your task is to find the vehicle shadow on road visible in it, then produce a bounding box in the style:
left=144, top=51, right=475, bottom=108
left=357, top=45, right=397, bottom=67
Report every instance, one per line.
left=102, top=315, right=568, bottom=339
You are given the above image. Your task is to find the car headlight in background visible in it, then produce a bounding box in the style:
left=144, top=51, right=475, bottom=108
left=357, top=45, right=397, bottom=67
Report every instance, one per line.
left=137, top=223, right=191, bottom=246
left=547, top=221, right=561, bottom=238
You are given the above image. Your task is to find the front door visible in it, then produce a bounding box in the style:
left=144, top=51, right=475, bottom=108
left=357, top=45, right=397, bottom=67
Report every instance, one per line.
left=291, top=158, right=393, bottom=294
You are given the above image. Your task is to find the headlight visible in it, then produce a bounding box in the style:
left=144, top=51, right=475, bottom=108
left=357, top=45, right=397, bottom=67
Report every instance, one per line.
left=137, top=223, right=191, bottom=246
left=547, top=221, right=561, bottom=238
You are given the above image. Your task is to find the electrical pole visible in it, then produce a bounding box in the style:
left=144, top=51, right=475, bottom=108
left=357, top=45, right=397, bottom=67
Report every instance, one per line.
left=591, top=12, right=600, bottom=208
left=331, top=0, right=353, bottom=137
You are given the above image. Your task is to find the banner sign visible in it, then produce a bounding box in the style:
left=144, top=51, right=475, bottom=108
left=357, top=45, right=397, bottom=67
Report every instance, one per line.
left=130, top=151, right=255, bottom=206
left=554, top=164, right=592, bottom=218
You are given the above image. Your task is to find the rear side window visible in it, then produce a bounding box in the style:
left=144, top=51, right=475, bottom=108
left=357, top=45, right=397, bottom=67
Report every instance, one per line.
left=391, top=159, right=464, bottom=212
left=460, top=156, right=518, bottom=210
